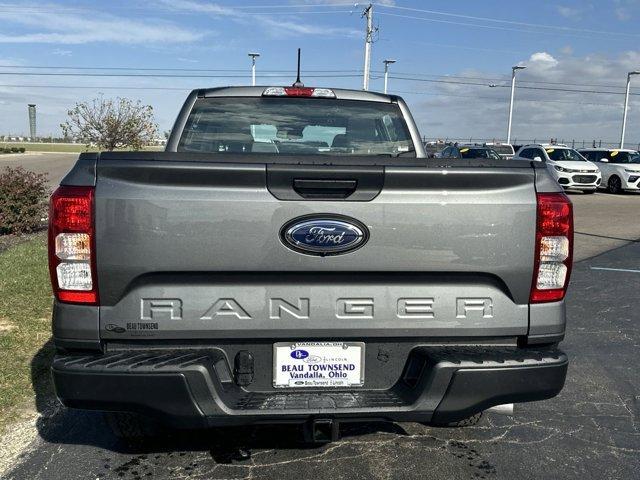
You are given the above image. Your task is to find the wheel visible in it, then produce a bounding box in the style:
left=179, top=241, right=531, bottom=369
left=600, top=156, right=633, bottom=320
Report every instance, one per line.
left=104, top=411, right=161, bottom=440
left=429, top=412, right=483, bottom=428
left=608, top=176, right=622, bottom=194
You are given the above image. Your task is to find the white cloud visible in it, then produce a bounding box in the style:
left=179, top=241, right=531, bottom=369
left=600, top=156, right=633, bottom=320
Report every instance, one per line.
left=556, top=5, right=580, bottom=18
left=560, top=45, right=574, bottom=55
left=0, top=3, right=203, bottom=44
left=615, top=7, right=631, bottom=20
left=411, top=50, right=640, bottom=143
left=296, top=0, right=395, bottom=5
left=52, top=49, right=72, bottom=56
left=157, top=0, right=360, bottom=38
left=528, top=52, right=559, bottom=69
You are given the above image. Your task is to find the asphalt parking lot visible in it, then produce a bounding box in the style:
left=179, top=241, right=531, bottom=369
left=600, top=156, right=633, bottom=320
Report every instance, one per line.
left=0, top=152, right=78, bottom=188
left=2, top=155, right=639, bottom=480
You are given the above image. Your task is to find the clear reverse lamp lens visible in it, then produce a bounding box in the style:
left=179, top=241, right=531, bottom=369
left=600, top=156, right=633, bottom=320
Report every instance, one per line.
left=539, top=236, right=569, bottom=262
left=56, top=262, right=92, bottom=290
left=536, top=262, right=567, bottom=290
left=262, top=87, right=286, bottom=96
left=311, top=88, right=336, bottom=98
left=55, top=233, right=90, bottom=260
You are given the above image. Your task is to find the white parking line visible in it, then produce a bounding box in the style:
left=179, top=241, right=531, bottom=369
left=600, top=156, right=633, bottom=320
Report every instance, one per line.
left=591, top=192, right=640, bottom=200
left=590, top=267, right=640, bottom=273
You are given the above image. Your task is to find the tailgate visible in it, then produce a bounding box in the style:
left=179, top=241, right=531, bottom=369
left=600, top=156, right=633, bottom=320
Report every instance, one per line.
left=95, top=156, right=536, bottom=340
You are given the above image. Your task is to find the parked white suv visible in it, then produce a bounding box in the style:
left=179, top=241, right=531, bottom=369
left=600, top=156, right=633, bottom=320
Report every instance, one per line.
left=514, top=144, right=601, bottom=193
left=578, top=148, right=640, bottom=194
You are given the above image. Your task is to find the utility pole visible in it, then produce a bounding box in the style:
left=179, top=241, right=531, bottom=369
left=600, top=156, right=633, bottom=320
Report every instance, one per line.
left=248, top=52, right=260, bottom=86
left=507, top=65, right=526, bottom=145
left=383, top=59, right=396, bottom=94
left=362, top=4, right=373, bottom=91
left=620, top=70, right=640, bottom=148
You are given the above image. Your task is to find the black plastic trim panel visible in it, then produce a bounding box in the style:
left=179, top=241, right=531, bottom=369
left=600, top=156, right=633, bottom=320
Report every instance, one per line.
left=52, top=346, right=567, bottom=428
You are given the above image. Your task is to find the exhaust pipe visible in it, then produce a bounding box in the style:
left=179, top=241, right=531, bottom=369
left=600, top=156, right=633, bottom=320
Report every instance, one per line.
left=486, top=403, right=514, bottom=416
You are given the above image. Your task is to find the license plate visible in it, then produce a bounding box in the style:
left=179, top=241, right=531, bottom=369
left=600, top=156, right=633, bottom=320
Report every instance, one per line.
left=273, top=342, right=365, bottom=388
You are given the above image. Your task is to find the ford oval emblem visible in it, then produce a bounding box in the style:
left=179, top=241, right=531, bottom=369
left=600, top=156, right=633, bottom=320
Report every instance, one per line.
left=281, top=215, right=369, bottom=256
left=291, top=349, right=309, bottom=360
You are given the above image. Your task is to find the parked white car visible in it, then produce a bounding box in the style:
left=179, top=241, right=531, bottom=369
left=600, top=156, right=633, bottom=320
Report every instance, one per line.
left=578, top=148, right=640, bottom=194
left=513, top=144, right=601, bottom=193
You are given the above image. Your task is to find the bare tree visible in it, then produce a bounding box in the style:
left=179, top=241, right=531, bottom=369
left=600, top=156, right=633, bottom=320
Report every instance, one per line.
left=61, top=97, right=158, bottom=151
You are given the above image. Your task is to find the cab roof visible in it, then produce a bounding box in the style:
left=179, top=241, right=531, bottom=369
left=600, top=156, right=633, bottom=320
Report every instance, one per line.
left=579, top=147, right=636, bottom=152
left=195, top=86, right=398, bottom=103
left=522, top=143, right=570, bottom=149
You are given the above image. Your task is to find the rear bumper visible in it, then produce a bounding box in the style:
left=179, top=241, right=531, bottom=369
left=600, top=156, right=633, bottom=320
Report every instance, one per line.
left=52, top=346, right=567, bottom=428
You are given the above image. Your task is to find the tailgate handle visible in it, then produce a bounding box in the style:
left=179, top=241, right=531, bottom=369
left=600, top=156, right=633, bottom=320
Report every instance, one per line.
left=293, top=179, right=358, bottom=199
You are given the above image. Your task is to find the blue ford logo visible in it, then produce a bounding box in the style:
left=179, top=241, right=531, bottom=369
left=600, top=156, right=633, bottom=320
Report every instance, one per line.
left=291, top=349, right=309, bottom=360
left=281, top=215, right=368, bottom=256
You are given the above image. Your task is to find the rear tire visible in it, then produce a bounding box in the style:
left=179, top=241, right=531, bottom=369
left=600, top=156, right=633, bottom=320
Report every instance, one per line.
left=608, top=176, right=622, bottom=194
left=104, top=412, right=161, bottom=440
left=429, top=412, right=483, bottom=428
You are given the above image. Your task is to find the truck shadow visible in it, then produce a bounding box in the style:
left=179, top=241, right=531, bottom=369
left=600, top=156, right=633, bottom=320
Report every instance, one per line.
left=29, top=344, right=407, bottom=456
left=30, top=338, right=57, bottom=419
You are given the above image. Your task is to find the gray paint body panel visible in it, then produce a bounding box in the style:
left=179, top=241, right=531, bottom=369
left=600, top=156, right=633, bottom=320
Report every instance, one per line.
left=92, top=160, right=539, bottom=341
left=529, top=300, right=566, bottom=336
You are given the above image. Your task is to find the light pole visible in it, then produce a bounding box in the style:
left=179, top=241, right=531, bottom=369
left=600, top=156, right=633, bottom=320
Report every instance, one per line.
left=383, top=59, right=396, bottom=94
left=248, top=52, right=260, bottom=86
left=507, top=65, right=526, bottom=145
left=362, top=4, right=373, bottom=90
left=620, top=70, right=640, bottom=148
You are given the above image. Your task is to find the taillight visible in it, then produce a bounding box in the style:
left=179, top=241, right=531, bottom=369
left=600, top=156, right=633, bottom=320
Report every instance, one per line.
left=48, top=186, right=98, bottom=305
left=530, top=192, right=573, bottom=303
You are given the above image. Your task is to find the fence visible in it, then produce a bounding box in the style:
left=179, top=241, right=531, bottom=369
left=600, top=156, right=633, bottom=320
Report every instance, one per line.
left=422, top=137, right=640, bottom=150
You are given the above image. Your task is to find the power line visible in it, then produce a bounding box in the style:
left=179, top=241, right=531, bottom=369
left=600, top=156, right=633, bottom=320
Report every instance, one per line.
left=0, top=64, right=629, bottom=91
left=393, top=90, right=628, bottom=107
left=0, top=65, right=362, bottom=73
left=0, top=71, right=362, bottom=79
left=376, top=11, right=628, bottom=40
left=0, top=2, right=355, bottom=12
left=388, top=75, right=637, bottom=96
left=0, top=84, right=191, bottom=91
left=0, top=69, right=634, bottom=96
left=377, top=71, right=629, bottom=90
left=0, top=83, right=635, bottom=108
left=377, top=3, right=640, bottom=38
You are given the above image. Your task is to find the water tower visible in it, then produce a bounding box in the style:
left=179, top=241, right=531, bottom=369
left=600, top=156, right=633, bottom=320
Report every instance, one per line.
left=27, top=104, right=36, bottom=140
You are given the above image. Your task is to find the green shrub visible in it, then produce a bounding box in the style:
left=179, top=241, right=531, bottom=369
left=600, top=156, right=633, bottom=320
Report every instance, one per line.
left=18, top=147, right=25, bottom=153
left=0, top=167, right=49, bottom=235
left=10, top=148, right=19, bottom=153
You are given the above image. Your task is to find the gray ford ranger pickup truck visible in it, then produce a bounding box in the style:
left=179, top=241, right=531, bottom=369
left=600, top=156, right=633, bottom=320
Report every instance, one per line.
left=49, top=86, right=571, bottom=441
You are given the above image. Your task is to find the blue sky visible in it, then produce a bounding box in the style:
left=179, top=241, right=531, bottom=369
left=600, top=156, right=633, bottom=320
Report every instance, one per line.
left=2, top=0, right=640, bottom=143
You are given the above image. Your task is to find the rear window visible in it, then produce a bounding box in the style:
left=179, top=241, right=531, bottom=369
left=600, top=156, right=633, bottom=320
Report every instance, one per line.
left=178, top=97, right=415, bottom=156
left=490, top=145, right=514, bottom=155
left=459, top=147, right=501, bottom=160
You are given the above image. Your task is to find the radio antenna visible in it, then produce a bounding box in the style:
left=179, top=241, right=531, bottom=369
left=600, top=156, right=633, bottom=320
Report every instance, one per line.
left=292, top=48, right=304, bottom=87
